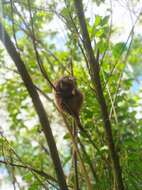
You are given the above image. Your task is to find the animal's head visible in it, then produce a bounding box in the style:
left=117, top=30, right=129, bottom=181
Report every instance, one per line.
left=55, top=76, right=77, bottom=95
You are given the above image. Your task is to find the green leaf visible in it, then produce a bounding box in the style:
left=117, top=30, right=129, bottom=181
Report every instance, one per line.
left=63, top=133, right=70, bottom=139
left=60, top=7, right=69, bottom=18
left=112, top=42, right=127, bottom=58
left=97, top=40, right=108, bottom=53
left=94, top=15, right=102, bottom=26
left=95, top=28, right=104, bottom=37
left=101, top=15, right=110, bottom=26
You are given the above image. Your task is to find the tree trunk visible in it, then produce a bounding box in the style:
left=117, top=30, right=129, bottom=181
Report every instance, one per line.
left=73, top=1, right=124, bottom=189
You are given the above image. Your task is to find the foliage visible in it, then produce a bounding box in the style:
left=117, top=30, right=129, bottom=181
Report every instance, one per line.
left=0, top=0, right=142, bottom=189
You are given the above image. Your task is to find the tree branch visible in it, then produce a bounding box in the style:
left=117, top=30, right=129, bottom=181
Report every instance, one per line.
left=0, top=22, right=68, bottom=190
left=73, top=1, right=124, bottom=189
left=0, top=160, right=58, bottom=189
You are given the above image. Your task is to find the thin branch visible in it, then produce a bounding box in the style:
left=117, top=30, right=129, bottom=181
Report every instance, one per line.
left=100, top=0, right=113, bottom=67
left=0, top=134, right=58, bottom=184
left=10, top=0, right=19, bottom=50
left=61, top=116, right=93, bottom=190
left=27, top=0, right=56, bottom=91
left=78, top=138, right=98, bottom=182
left=109, top=30, right=134, bottom=119
left=0, top=160, right=59, bottom=188
left=73, top=121, right=79, bottom=190
left=102, top=70, right=118, bottom=124
left=12, top=1, right=57, bottom=90
left=104, top=7, right=142, bottom=88
left=63, top=0, right=90, bottom=73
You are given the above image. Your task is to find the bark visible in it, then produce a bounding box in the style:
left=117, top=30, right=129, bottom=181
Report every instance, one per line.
left=0, top=22, right=68, bottom=190
left=73, top=1, right=124, bottom=189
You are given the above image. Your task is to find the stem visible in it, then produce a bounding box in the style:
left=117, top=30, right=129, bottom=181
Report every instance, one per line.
left=73, top=121, right=79, bottom=190
left=62, top=115, right=93, bottom=190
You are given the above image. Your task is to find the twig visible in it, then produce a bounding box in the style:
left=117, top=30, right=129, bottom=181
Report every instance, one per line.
left=0, top=160, right=58, bottom=185
left=27, top=0, right=56, bottom=91
left=73, top=121, right=79, bottom=190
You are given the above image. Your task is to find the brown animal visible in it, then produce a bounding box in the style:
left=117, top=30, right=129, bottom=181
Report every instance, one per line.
left=54, top=76, right=96, bottom=150
left=54, top=76, right=83, bottom=128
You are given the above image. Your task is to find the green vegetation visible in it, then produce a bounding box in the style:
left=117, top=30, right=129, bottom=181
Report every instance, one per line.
left=0, top=0, right=142, bottom=189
